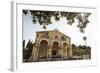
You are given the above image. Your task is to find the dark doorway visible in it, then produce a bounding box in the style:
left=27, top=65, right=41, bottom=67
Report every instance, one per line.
left=53, top=42, right=59, bottom=49
left=52, top=50, right=57, bottom=56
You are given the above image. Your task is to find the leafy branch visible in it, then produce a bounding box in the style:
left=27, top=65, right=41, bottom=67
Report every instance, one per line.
left=23, top=10, right=91, bottom=33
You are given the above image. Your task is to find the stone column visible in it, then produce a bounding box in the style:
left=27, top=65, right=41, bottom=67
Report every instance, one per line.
left=32, top=45, right=39, bottom=61
left=60, top=41, right=62, bottom=57
left=47, top=47, right=51, bottom=61
left=47, top=45, right=50, bottom=59
left=48, top=40, right=52, bottom=58
left=60, top=48, right=62, bottom=57
left=65, top=45, right=68, bottom=57
left=68, top=39, right=72, bottom=57
left=35, top=47, right=40, bottom=61
left=48, top=47, right=51, bottom=56
left=32, top=46, right=35, bottom=61
left=69, top=46, right=72, bottom=57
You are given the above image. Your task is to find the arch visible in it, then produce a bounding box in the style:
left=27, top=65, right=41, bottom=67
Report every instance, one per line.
left=62, top=42, right=68, bottom=56
left=53, top=41, right=59, bottom=49
left=63, top=43, right=67, bottom=47
left=40, top=40, right=48, bottom=46
left=63, top=42, right=68, bottom=50
left=51, top=41, right=59, bottom=56
left=38, top=40, right=48, bottom=59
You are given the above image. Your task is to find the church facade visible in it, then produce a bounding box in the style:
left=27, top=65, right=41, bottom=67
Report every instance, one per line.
left=32, top=29, right=72, bottom=61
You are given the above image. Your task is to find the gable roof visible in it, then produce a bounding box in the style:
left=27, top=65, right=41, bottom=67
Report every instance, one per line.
left=36, top=29, right=71, bottom=39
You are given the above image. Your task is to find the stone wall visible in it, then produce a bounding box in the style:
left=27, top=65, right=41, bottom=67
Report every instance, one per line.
left=32, top=29, right=72, bottom=61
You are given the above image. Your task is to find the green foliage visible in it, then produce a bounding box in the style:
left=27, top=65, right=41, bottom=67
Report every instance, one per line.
left=23, top=10, right=91, bottom=33
left=23, top=40, right=33, bottom=62
left=23, top=40, right=25, bottom=49
left=72, top=44, right=76, bottom=49
left=72, top=44, right=91, bottom=56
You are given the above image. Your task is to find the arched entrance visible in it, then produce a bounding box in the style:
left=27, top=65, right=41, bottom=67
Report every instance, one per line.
left=63, top=43, right=67, bottom=49
left=52, top=42, right=59, bottom=57
left=38, top=40, right=48, bottom=59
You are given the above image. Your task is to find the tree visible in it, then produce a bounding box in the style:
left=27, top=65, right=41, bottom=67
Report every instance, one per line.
left=23, top=40, right=25, bottom=49
left=23, top=10, right=91, bottom=33
left=83, top=36, right=87, bottom=46
left=72, top=44, right=76, bottom=49
left=23, top=40, right=34, bottom=62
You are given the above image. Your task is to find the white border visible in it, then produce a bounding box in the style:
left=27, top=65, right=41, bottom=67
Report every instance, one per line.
left=12, top=1, right=97, bottom=71
left=11, top=1, right=17, bottom=71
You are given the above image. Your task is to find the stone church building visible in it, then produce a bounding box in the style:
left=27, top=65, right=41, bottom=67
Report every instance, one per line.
left=32, top=29, right=72, bottom=61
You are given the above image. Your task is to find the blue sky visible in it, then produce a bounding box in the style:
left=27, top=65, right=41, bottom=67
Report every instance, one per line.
left=22, top=11, right=92, bottom=46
